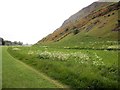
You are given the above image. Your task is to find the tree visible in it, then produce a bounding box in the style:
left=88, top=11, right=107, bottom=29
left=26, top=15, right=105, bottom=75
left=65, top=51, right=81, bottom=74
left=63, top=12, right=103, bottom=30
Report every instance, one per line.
left=0, top=38, right=5, bottom=45
left=1, top=38, right=4, bottom=45
left=13, top=41, right=18, bottom=45
left=13, top=41, right=23, bottom=45
left=18, top=41, right=23, bottom=45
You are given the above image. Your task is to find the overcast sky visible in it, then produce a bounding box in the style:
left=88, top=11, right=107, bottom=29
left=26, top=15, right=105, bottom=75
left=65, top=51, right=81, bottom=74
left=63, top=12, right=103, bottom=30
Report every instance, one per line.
left=0, top=0, right=100, bottom=44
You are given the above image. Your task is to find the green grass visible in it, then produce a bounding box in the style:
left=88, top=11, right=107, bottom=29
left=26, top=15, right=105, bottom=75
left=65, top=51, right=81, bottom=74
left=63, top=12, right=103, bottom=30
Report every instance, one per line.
left=2, top=4, right=120, bottom=88
left=8, top=46, right=119, bottom=88
left=38, top=9, right=119, bottom=49
left=2, top=47, right=65, bottom=88
left=0, top=47, right=2, bottom=89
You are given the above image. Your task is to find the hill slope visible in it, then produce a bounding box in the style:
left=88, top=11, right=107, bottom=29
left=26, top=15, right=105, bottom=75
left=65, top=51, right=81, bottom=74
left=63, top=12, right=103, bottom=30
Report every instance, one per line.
left=37, top=1, right=120, bottom=48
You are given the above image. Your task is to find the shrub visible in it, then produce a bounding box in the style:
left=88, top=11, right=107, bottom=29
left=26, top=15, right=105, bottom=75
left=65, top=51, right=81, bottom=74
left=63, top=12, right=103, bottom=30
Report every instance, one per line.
left=73, top=29, right=79, bottom=35
left=59, top=32, right=63, bottom=35
left=112, top=13, right=115, bottom=15
left=55, top=35, right=57, bottom=38
left=65, top=28, right=69, bottom=32
left=108, top=14, right=110, bottom=17
left=118, top=20, right=120, bottom=26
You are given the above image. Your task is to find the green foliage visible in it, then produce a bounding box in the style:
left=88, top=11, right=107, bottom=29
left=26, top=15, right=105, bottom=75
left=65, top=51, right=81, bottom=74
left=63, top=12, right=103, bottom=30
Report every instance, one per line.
left=2, top=47, right=62, bottom=88
left=0, top=47, right=2, bottom=89
left=3, top=6, right=119, bottom=89
left=7, top=46, right=119, bottom=88
left=73, top=29, right=79, bottom=35
left=38, top=9, right=119, bottom=46
left=118, top=20, right=120, bottom=26
left=108, top=14, right=110, bottom=17
left=65, top=28, right=69, bottom=32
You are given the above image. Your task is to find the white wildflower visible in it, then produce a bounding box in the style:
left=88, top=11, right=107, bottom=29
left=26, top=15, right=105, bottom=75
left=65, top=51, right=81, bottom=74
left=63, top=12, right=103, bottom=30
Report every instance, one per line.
left=12, top=48, right=21, bottom=51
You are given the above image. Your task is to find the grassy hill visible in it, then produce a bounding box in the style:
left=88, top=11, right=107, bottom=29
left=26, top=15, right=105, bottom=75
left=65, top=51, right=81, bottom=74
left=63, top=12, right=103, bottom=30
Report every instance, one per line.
left=37, top=1, right=120, bottom=49
left=2, top=1, right=120, bottom=89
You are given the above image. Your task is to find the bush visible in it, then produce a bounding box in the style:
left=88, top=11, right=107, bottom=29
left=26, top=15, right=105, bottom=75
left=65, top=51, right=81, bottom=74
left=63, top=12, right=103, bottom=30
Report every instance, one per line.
left=108, top=14, right=110, bottom=17
left=65, top=28, right=69, bottom=32
left=112, top=13, right=115, bottom=15
left=73, top=29, right=79, bottom=35
left=118, top=20, right=120, bottom=26
left=92, top=16, right=96, bottom=19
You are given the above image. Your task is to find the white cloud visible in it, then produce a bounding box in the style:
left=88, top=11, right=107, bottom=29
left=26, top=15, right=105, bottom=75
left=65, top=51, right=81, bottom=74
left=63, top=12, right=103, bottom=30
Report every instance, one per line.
left=0, top=0, right=97, bottom=44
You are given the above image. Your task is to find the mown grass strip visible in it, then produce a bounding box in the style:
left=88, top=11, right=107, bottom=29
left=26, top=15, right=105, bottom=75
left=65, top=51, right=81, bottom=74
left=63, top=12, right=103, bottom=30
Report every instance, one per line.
left=0, top=47, right=2, bottom=89
left=2, top=47, right=66, bottom=88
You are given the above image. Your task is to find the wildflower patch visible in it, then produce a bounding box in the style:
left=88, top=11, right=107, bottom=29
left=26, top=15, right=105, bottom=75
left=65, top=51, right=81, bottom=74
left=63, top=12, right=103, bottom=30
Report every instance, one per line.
left=38, top=51, right=104, bottom=66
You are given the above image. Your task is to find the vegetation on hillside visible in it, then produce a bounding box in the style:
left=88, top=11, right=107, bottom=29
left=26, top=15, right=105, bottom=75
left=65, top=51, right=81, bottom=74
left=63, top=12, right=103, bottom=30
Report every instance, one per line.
left=37, top=2, right=120, bottom=47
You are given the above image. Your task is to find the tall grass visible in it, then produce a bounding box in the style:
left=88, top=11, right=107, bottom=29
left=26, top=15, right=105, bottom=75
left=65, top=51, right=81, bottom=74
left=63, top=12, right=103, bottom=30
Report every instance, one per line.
left=8, top=46, right=119, bottom=88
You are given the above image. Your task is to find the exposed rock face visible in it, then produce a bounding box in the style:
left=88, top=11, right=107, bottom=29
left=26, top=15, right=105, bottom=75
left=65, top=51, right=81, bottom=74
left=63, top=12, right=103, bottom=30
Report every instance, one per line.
left=62, top=2, right=111, bottom=26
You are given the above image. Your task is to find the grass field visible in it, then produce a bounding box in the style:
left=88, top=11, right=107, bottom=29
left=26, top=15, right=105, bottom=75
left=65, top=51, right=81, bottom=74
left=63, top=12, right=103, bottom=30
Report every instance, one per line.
left=1, top=1, right=120, bottom=89
left=2, top=3, right=120, bottom=88
left=0, top=47, right=2, bottom=89
left=7, top=45, right=119, bottom=88
left=2, top=47, right=66, bottom=88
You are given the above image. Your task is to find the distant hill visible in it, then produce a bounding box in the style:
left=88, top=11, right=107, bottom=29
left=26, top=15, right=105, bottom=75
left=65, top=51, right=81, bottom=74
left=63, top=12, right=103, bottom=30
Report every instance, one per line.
left=37, top=1, right=120, bottom=48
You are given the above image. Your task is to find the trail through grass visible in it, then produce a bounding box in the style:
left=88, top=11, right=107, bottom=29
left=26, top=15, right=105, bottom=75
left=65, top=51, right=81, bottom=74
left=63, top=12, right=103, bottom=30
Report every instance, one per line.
left=2, top=47, right=65, bottom=88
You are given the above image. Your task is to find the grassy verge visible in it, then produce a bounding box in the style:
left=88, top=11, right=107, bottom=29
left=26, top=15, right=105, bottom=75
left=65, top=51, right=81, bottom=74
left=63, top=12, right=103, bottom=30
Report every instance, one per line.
left=0, top=47, right=2, bottom=89
left=8, top=46, right=119, bottom=88
left=2, top=47, right=64, bottom=88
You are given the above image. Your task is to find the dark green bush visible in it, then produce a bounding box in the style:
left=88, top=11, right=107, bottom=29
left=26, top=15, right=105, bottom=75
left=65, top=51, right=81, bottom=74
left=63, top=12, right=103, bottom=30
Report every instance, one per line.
left=73, top=29, right=79, bottom=35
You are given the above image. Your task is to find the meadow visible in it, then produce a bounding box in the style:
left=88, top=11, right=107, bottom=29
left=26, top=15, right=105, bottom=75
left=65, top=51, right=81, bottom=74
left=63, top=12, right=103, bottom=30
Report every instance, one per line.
left=0, top=47, right=2, bottom=89
left=7, top=41, right=119, bottom=88
left=2, top=47, right=65, bottom=88
left=1, top=1, right=120, bottom=89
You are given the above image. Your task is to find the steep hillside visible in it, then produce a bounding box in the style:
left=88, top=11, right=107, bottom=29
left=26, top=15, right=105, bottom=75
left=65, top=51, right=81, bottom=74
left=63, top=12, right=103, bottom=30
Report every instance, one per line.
left=62, top=2, right=112, bottom=26
left=37, top=1, right=120, bottom=48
